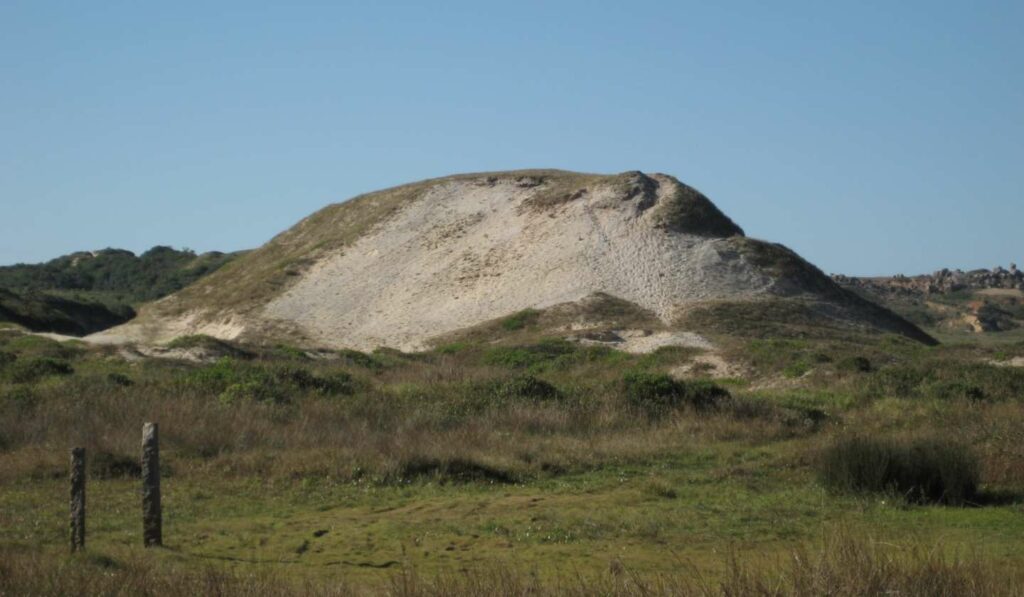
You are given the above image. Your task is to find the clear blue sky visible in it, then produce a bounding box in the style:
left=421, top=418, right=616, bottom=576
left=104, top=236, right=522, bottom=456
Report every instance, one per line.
left=1, top=1, right=1021, bottom=275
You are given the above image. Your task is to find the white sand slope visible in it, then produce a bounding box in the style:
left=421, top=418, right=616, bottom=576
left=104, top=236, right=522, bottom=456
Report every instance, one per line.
left=90, top=170, right=933, bottom=350
left=262, top=174, right=770, bottom=350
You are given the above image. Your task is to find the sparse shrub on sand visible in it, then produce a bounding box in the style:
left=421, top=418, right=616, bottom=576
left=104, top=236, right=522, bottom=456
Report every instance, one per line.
left=500, top=308, right=540, bottom=331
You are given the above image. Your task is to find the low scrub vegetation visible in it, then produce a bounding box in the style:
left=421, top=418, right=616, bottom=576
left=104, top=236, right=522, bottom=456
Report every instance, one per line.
left=3, top=356, right=74, bottom=383
left=1, top=328, right=1023, bottom=590
left=500, top=308, right=540, bottom=331
left=622, top=371, right=728, bottom=416
left=184, top=358, right=354, bottom=405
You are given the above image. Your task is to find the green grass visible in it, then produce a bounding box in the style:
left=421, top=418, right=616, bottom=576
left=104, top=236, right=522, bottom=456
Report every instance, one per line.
left=1, top=327, right=1024, bottom=591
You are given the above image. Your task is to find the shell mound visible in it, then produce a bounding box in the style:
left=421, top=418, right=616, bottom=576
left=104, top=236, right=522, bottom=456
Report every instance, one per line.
left=90, top=170, right=934, bottom=350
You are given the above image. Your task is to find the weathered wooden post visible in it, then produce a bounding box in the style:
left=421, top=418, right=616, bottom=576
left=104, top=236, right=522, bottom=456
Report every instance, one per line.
left=141, top=422, right=162, bottom=547
left=70, top=447, right=85, bottom=552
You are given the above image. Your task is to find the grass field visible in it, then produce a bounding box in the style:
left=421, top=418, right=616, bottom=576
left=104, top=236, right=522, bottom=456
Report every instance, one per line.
left=2, top=325, right=1024, bottom=594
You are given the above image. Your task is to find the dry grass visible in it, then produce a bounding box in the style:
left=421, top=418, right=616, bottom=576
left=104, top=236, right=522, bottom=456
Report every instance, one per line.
left=0, top=371, right=804, bottom=484
left=3, top=333, right=1024, bottom=594
left=1, top=530, right=1018, bottom=596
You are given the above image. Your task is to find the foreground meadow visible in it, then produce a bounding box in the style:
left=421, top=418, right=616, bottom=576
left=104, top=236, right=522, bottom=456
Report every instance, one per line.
left=2, top=324, right=1024, bottom=595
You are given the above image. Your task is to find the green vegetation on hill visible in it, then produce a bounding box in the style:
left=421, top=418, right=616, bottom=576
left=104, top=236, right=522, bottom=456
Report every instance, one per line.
left=0, top=246, right=240, bottom=335
left=0, top=246, right=239, bottom=304
left=0, top=288, right=134, bottom=336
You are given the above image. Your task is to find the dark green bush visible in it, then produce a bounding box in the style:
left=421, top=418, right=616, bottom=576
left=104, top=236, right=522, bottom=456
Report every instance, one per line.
left=4, top=357, right=74, bottom=383
left=483, top=339, right=577, bottom=370
left=393, top=457, right=518, bottom=485
left=185, top=358, right=259, bottom=390
left=186, top=359, right=287, bottom=404
left=500, top=309, right=540, bottom=331
left=187, top=358, right=353, bottom=404
left=819, top=435, right=979, bottom=505
left=782, top=360, right=812, bottom=378
left=927, top=380, right=985, bottom=401
left=274, top=366, right=353, bottom=396
left=838, top=356, right=872, bottom=373
left=622, top=372, right=729, bottom=416
left=435, top=342, right=470, bottom=355
left=337, top=349, right=385, bottom=371
left=0, top=350, right=15, bottom=368
left=484, top=375, right=562, bottom=403
left=272, top=344, right=308, bottom=360
left=106, top=372, right=134, bottom=387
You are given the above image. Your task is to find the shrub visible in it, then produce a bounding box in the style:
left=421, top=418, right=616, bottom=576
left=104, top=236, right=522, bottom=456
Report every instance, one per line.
left=272, top=344, right=308, bottom=360
left=337, top=349, right=385, bottom=371
left=484, top=375, right=562, bottom=403
left=445, top=376, right=564, bottom=419
left=393, top=457, right=518, bottom=485
left=819, top=435, right=979, bottom=505
left=435, top=342, right=470, bottom=354
left=274, top=366, right=354, bottom=396
left=219, top=381, right=284, bottom=405
left=188, top=359, right=354, bottom=404
left=838, top=356, right=872, bottom=373
left=782, top=360, right=812, bottom=378
left=500, top=309, right=540, bottom=331
left=185, top=358, right=258, bottom=390
left=0, top=350, right=15, bottom=368
left=106, top=372, right=134, bottom=387
left=622, top=372, right=729, bottom=417
left=4, top=357, right=74, bottom=383
left=483, top=339, right=576, bottom=370
left=187, top=359, right=285, bottom=403
left=927, top=380, right=985, bottom=401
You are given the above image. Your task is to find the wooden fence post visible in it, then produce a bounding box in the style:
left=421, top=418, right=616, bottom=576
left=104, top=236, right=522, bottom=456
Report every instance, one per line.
left=70, top=447, right=85, bottom=552
left=141, top=422, right=162, bottom=547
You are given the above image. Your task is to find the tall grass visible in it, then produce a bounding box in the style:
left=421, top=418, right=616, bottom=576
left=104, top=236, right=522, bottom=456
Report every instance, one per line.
left=0, top=338, right=818, bottom=484
left=819, top=434, right=980, bottom=505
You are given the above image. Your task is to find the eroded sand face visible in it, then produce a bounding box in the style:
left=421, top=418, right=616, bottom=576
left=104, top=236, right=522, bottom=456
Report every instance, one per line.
left=262, top=176, right=773, bottom=351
